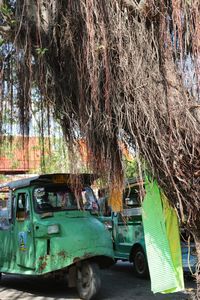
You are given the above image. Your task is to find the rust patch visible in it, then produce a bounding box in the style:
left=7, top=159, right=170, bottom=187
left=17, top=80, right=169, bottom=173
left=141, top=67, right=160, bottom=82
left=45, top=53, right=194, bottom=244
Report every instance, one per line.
left=58, top=250, right=67, bottom=259
left=38, top=255, right=48, bottom=271
left=39, top=255, right=47, bottom=261
left=73, top=253, right=94, bottom=263
left=38, top=251, right=68, bottom=271
left=39, top=261, right=47, bottom=271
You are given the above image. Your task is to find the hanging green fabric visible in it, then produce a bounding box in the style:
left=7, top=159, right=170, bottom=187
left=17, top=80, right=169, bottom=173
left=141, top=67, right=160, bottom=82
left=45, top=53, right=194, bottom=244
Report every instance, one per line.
left=142, top=180, right=184, bottom=294
left=161, top=192, right=184, bottom=293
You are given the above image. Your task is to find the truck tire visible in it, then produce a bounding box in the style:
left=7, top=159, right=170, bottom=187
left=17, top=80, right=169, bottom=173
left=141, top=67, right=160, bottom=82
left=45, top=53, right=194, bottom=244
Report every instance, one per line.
left=76, top=262, right=101, bottom=300
left=133, top=247, right=149, bottom=278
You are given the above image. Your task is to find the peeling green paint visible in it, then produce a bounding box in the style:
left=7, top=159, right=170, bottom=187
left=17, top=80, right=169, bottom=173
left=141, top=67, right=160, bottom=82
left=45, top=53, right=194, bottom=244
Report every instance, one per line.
left=0, top=174, right=114, bottom=276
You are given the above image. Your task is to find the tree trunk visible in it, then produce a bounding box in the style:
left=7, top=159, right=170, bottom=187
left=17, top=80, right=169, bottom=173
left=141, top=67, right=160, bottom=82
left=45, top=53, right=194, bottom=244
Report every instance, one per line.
left=1, top=0, right=200, bottom=295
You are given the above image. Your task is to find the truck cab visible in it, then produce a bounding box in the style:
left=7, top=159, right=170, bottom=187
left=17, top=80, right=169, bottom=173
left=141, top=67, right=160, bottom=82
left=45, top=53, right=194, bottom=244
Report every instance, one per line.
left=99, top=178, right=148, bottom=278
left=0, top=173, right=114, bottom=300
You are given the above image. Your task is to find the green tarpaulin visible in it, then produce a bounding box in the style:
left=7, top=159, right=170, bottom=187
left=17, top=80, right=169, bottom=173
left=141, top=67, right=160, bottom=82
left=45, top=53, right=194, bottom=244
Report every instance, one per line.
left=142, top=180, right=184, bottom=294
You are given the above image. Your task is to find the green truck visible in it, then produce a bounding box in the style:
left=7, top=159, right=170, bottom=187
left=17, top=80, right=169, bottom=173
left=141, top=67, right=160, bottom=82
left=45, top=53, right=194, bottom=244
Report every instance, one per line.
left=0, top=173, right=114, bottom=300
left=99, top=178, right=197, bottom=278
left=99, top=178, right=148, bottom=278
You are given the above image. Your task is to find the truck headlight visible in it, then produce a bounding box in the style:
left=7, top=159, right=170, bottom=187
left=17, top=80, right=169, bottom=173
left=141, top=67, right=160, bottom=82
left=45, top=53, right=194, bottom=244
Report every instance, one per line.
left=47, top=224, right=59, bottom=234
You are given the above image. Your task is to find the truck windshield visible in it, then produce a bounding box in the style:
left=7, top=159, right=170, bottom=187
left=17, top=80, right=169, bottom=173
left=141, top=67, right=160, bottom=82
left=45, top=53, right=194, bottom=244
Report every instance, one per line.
left=34, top=185, right=98, bottom=213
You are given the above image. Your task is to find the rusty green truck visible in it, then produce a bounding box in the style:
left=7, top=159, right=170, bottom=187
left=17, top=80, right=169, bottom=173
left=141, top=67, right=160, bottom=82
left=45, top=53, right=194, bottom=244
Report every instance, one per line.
left=0, top=173, right=114, bottom=300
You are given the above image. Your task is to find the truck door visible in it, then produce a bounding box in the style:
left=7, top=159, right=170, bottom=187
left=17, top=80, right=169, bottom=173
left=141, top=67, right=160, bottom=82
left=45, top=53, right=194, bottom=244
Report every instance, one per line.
left=113, top=185, right=144, bottom=258
left=15, top=190, right=35, bottom=269
left=0, top=191, right=13, bottom=270
left=113, top=209, right=144, bottom=251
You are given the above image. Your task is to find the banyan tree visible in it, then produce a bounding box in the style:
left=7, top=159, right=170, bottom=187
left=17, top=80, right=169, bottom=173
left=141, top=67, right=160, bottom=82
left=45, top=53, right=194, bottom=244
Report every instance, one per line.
left=0, top=0, right=200, bottom=297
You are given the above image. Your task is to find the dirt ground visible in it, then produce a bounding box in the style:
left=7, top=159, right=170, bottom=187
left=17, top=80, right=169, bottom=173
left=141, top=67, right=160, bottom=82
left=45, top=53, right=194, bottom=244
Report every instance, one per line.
left=0, top=262, right=196, bottom=300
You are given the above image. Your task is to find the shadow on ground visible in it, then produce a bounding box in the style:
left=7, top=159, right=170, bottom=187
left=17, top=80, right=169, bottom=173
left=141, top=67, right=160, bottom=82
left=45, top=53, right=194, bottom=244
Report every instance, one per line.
left=0, top=262, right=196, bottom=300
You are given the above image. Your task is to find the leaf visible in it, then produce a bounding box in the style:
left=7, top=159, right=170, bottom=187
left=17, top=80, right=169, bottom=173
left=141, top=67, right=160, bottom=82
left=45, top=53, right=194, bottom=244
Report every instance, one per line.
left=36, top=47, right=48, bottom=56
left=0, top=38, right=5, bottom=46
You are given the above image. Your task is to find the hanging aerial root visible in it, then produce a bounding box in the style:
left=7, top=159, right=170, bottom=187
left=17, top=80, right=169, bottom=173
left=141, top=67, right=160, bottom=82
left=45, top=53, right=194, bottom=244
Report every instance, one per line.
left=108, top=182, right=123, bottom=212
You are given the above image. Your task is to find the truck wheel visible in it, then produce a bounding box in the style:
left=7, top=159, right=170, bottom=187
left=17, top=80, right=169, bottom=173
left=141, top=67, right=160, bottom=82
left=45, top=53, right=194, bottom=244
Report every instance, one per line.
left=133, top=247, right=149, bottom=278
left=0, top=273, right=2, bottom=282
left=76, top=262, right=101, bottom=300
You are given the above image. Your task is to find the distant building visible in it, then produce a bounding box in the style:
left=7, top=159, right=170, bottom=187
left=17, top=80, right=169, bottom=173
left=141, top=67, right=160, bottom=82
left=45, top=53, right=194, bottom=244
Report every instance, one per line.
left=0, top=136, right=47, bottom=175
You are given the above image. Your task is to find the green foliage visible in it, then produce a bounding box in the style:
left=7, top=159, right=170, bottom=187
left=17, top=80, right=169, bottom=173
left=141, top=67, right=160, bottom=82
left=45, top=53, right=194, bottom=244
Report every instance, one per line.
left=41, top=140, right=68, bottom=173
left=124, top=159, right=139, bottom=179
left=0, top=175, right=7, bottom=182
left=0, top=37, right=5, bottom=47
left=0, top=4, right=16, bottom=29
left=0, top=5, right=12, bottom=17
left=11, top=159, right=20, bottom=169
left=36, top=47, right=48, bottom=56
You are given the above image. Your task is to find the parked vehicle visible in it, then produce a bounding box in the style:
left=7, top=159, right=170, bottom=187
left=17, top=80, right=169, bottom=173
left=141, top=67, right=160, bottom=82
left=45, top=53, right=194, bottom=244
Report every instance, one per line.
left=0, top=173, right=114, bottom=300
left=99, top=178, right=148, bottom=278
left=98, top=178, right=197, bottom=278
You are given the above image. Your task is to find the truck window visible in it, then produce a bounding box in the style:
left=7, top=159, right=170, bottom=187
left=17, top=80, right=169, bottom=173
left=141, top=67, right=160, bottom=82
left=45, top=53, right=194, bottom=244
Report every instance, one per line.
left=123, top=187, right=140, bottom=208
left=34, top=186, right=78, bottom=213
left=34, top=185, right=98, bottom=213
left=16, top=193, right=30, bottom=221
left=117, top=185, right=143, bottom=223
left=98, top=189, right=111, bottom=217
left=0, top=189, right=11, bottom=229
left=0, top=208, right=9, bottom=229
left=82, top=187, right=99, bottom=212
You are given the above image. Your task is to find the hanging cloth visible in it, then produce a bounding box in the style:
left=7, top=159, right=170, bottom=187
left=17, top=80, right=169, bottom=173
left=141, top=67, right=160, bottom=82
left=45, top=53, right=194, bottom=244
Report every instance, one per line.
left=142, top=180, right=184, bottom=294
